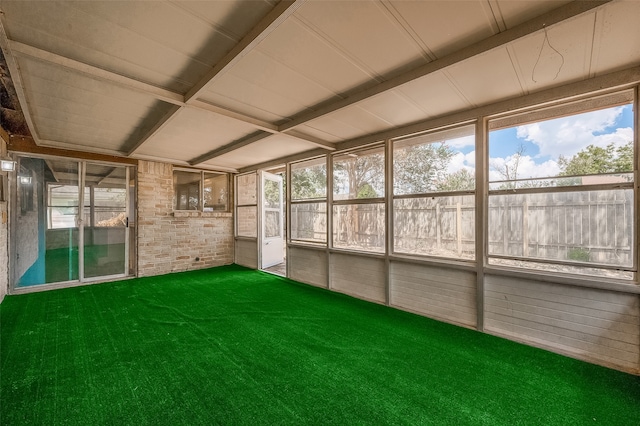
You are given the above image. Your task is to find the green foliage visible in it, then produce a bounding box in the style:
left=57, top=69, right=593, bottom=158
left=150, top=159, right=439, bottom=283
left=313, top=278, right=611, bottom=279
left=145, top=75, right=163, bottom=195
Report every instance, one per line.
left=394, top=143, right=454, bottom=193
left=567, top=247, right=590, bottom=262
left=291, top=165, right=326, bottom=199
left=334, top=152, right=385, bottom=198
left=436, top=168, right=475, bottom=192
left=357, top=183, right=378, bottom=198
left=558, top=141, right=633, bottom=176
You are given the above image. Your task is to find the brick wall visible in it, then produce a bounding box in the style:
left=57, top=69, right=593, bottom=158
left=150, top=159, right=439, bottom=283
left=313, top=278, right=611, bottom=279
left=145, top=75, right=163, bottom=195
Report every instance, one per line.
left=137, top=161, right=233, bottom=277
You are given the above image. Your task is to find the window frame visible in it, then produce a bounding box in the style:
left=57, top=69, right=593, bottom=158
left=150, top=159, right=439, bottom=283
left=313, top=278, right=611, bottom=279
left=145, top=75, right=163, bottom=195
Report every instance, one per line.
left=173, top=167, right=229, bottom=213
left=290, top=156, right=328, bottom=245
left=391, top=124, right=477, bottom=262
left=331, top=143, right=386, bottom=254
left=486, top=91, right=636, bottom=277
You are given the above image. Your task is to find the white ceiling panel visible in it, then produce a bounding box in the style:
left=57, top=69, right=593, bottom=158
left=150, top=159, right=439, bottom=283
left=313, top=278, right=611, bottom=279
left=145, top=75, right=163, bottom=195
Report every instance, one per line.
left=389, top=0, right=497, bottom=58
left=288, top=125, right=344, bottom=144
left=209, top=50, right=339, bottom=112
left=295, top=0, right=428, bottom=79
left=357, top=91, right=430, bottom=127
left=135, top=107, right=258, bottom=162
left=16, top=56, right=169, bottom=152
left=496, top=0, right=573, bottom=29
left=445, top=47, right=523, bottom=107
left=255, top=16, right=373, bottom=96
left=509, top=13, right=595, bottom=93
left=590, top=0, right=640, bottom=76
left=204, top=134, right=319, bottom=170
left=397, top=71, right=472, bottom=118
left=0, top=0, right=272, bottom=93
left=167, top=0, right=275, bottom=41
left=300, top=108, right=389, bottom=142
left=201, top=71, right=310, bottom=122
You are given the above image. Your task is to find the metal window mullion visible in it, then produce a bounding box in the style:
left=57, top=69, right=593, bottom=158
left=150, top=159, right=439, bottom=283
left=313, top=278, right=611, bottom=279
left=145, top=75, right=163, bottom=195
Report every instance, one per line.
left=124, top=166, right=130, bottom=277
left=385, top=138, right=393, bottom=306
left=286, top=162, right=291, bottom=278
left=634, top=84, right=639, bottom=281
left=78, top=161, right=85, bottom=282
left=475, top=118, right=487, bottom=332
left=327, top=154, right=333, bottom=289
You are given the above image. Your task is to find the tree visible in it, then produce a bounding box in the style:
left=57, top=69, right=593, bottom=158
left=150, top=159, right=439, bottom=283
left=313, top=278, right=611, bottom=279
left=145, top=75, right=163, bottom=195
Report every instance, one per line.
left=558, top=141, right=633, bottom=176
left=394, top=143, right=454, bottom=193
left=436, top=168, right=475, bottom=192
left=291, top=165, right=326, bottom=199
left=490, top=143, right=526, bottom=189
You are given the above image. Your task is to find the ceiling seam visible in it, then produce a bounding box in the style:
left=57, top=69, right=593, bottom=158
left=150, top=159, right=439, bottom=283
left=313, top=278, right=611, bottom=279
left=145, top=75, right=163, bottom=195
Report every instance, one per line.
left=378, top=0, right=436, bottom=62
left=292, top=14, right=383, bottom=84
left=504, top=44, right=528, bottom=97
left=587, top=9, right=602, bottom=79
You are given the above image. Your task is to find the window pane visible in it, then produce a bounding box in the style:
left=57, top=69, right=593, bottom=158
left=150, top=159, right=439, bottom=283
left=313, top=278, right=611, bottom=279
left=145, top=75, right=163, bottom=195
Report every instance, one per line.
left=489, top=103, right=634, bottom=183
left=291, top=202, right=326, bottom=243
left=488, top=189, right=633, bottom=269
left=237, top=206, right=257, bottom=237
left=394, top=125, right=475, bottom=195
left=333, top=203, right=385, bottom=252
left=333, top=146, right=385, bottom=200
left=394, top=195, right=475, bottom=260
left=291, top=158, right=326, bottom=200
left=173, top=171, right=200, bottom=210
left=265, top=211, right=281, bottom=238
left=264, top=179, right=280, bottom=209
left=49, top=184, right=79, bottom=229
left=237, top=173, right=257, bottom=206
left=204, top=173, right=228, bottom=211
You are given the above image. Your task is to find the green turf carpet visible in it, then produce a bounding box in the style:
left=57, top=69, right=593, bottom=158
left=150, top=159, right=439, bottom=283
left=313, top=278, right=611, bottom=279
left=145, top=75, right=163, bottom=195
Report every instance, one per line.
left=1, top=265, right=639, bottom=425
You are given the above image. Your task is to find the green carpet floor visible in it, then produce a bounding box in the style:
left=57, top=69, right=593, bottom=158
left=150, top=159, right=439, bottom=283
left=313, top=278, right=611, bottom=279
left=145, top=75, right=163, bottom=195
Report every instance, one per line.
left=1, top=265, right=639, bottom=425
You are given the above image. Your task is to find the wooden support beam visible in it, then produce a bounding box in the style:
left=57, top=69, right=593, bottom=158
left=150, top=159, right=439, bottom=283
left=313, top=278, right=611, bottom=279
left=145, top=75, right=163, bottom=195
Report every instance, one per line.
left=189, top=132, right=272, bottom=165
left=184, top=0, right=307, bottom=103
left=7, top=135, right=138, bottom=165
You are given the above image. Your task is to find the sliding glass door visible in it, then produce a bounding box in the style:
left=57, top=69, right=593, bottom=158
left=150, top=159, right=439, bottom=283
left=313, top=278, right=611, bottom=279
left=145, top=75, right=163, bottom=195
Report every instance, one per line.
left=82, top=163, right=129, bottom=280
left=12, top=156, right=132, bottom=288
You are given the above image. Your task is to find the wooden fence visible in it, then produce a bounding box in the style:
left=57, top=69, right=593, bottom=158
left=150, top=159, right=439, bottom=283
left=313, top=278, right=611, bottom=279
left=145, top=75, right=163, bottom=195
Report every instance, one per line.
left=290, top=189, right=634, bottom=266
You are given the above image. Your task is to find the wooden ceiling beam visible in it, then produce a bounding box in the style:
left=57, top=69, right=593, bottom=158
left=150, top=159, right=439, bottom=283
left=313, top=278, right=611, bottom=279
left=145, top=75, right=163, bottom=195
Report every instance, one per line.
left=189, top=132, right=272, bottom=165
left=184, top=0, right=307, bottom=103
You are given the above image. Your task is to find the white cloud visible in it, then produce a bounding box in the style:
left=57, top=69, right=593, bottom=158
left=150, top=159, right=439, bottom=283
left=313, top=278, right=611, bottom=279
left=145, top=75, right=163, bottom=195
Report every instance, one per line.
left=489, top=154, right=560, bottom=181
left=446, top=134, right=475, bottom=149
left=515, top=107, right=631, bottom=159
left=447, top=151, right=476, bottom=174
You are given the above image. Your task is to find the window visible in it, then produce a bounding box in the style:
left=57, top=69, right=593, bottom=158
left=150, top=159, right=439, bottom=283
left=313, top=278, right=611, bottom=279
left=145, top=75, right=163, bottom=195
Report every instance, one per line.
left=392, top=125, right=476, bottom=260
left=173, top=169, right=229, bottom=212
left=236, top=173, right=257, bottom=238
left=332, top=145, right=385, bottom=252
left=488, top=92, right=634, bottom=279
left=291, top=157, right=327, bottom=243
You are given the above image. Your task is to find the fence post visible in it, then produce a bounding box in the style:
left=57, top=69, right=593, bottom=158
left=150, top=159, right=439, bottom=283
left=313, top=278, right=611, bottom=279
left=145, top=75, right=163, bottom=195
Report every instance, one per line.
left=456, top=202, right=462, bottom=256
left=522, top=200, right=529, bottom=257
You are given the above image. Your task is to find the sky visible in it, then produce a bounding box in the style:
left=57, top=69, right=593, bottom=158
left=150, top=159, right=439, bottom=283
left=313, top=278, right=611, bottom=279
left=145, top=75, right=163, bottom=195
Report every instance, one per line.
left=440, top=104, right=634, bottom=182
